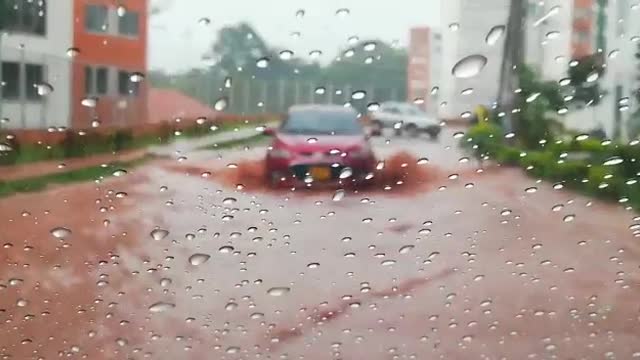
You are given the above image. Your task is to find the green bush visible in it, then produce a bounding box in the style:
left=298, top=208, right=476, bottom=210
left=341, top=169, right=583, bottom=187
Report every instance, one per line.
left=495, top=146, right=522, bottom=165
left=462, top=122, right=504, bottom=158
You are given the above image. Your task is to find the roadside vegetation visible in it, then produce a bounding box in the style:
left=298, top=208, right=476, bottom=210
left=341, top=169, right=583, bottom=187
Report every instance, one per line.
left=463, top=63, right=640, bottom=210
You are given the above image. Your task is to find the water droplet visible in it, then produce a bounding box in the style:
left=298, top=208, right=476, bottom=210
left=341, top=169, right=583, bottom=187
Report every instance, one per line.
left=608, top=49, right=620, bottom=59
left=218, top=246, right=234, bottom=254
left=525, top=187, right=538, bottom=193
left=343, top=48, right=355, bottom=58
left=381, top=259, right=396, bottom=266
left=222, top=197, right=237, bottom=205
left=81, top=97, right=97, bottom=108
left=557, top=107, right=569, bottom=115
left=188, top=253, right=211, bottom=266
left=351, top=90, right=366, bottom=100
left=575, top=134, right=589, bottom=141
left=295, top=9, right=305, bottom=18
left=485, top=25, right=506, bottom=45
left=399, top=245, right=415, bottom=254
left=160, top=278, right=172, bottom=287
left=198, top=17, right=211, bottom=26
left=278, top=50, right=294, bottom=60
left=267, top=287, right=290, bottom=296
left=545, top=31, right=560, bottom=40
left=604, top=157, right=623, bottom=166
left=66, top=47, right=80, bottom=58
left=0, top=143, right=14, bottom=152
left=309, top=50, right=323, bottom=59
left=16, top=298, right=28, bottom=307
left=115, top=5, right=127, bottom=16
left=586, top=71, right=599, bottom=83
left=526, top=92, right=541, bottom=103
left=336, top=8, right=350, bottom=17
left=148, top=302, right=175, bottom=313
left=563, top=214, right=576, bottom=223
left=552, top=204, right=564, bottom=212
left=431, top=86, right=439, bottom=95
left=473, top=274, right=485, bottom=281
left=339, top=167, right=353, bottom=179
left=50, top=227, right=72, bottom=240
left=363, top=41, right=377, bottom=51
left=214, top=97, right=228, bottom=111
left=449, top=22, right=460, bottom=31
left=36, top=82, right=54, bottom=96
left=150, top=228, right=169, bottom=241
left=112, top=169, right=127, bottom=177
left=128, top=71, right=144, bottom=83
left=332, top=189, right=346, bottom=202
left=307, top=262, right=320, bottom=269
left=417, top=157, right=429, bottom=165
left=256, top=57, right=270, bottom=68
left=452, top=55, right=487, bottom=79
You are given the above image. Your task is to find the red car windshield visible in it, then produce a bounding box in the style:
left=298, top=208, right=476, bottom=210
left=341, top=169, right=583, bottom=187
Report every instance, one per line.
left=281, top=110, right=362, bottom=135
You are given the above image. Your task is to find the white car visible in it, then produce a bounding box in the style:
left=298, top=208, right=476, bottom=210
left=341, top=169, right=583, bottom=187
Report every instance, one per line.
left=369, top=102, right=441, bottom=139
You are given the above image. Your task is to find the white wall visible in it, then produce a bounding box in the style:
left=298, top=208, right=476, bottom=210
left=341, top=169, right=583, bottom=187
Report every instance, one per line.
left=439, top=0, right=510, bottom=119
left=0, top=1, right=74, bottom=129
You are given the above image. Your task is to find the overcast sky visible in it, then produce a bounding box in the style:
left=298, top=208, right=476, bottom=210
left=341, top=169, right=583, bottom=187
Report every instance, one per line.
left=149, top=0, right=441, bottom=73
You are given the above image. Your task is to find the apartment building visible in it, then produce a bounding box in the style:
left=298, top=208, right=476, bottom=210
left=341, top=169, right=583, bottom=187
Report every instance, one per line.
left=407, top=27, right=442, bottom=114
left=0, top=0, right=148, bottom=130
left=439, top=0, right=510, bottom=120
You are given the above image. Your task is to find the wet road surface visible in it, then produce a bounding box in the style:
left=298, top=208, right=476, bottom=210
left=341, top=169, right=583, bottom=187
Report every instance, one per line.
left=1, top=129, right=639, bottom=359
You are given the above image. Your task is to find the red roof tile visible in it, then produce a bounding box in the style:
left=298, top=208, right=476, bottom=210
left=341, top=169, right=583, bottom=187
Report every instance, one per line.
left=147, top=88, right=218, bottom=123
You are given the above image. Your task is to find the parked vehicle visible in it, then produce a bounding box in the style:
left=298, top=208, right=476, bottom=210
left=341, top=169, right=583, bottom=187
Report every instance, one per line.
left=263, top=105, right=377, bottom=188
left=369, top=102, right=441, bottom=139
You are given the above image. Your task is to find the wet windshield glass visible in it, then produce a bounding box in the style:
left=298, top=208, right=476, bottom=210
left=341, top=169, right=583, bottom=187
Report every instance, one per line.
left=1, top=0, right=639, bottom=359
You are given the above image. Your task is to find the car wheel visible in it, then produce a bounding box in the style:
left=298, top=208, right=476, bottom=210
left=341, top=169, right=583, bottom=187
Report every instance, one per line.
left=405, top=123, right=419, bottom=137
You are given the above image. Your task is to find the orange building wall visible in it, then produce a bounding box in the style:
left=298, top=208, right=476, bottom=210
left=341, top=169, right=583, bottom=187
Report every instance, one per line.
left=407, top=27, right=431, bottom=110
left=571, top=0, right=594, bottom=59
left=72, top=0, right=148, bottom=128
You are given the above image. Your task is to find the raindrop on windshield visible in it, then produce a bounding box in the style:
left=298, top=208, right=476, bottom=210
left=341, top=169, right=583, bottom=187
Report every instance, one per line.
left=352, top=90, right=366, bottom=100
left=198, top=17, right=211, bottom=26
left=214, top=97, right=228, bottom=111
left=563, top=214, right=576, bottom=223
left=332, top=189, right=346, bottom=202
left=336, top=8, right=350, bottom=17
left=267, top=287, right=291, bottom=296
left=50, top=227, right=72, bottom=240
left=148, top=302, right=176, bottom=313
left=36, top=82, right=54, bottom=96
left=363, top=41, right=377, bottom=51
left=339, top=167, right=353, bottom=179
left=485, top=25, right=505, bottom=45
left=66, top=47, right=80, bottom=57
left=256, top=57, right=270, bottom=68
left=81, top=97, right=97, bottom=108
left=279, top=50, right=294, bottom=60
left=188, top=253, right=211, bottom=266
left=295, top=9, right=305, bottom=18
left=451, top=55, right=487, bottom=78
left=129, top=72, right=145, bottom=83
left=604, top=157, right=623, bottom=166
left=150, top=228, right=169, bottom=241
left=116, top=5, right=126, bottom=16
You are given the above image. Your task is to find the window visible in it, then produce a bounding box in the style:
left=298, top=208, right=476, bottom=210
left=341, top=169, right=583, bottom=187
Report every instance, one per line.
left=118, top=12, right=139, bottom=36
left=96, top=68, right=108, bottom=94
left=84, top=67, right=93, bottom=95
left=1, top=62, right=20, bottom=99
left=25, top=64, right=44, bottom=100
left=4, top=0, right=47, bottom=35
left=85, top=66, right=109, bottom=95
left=85, top=4, right=108, bottom=33
left=118, top=71, right=139, bottom=96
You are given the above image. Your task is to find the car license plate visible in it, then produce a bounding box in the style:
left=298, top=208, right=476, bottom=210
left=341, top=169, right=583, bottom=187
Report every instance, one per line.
left=310, top=166, right=331, bottom=181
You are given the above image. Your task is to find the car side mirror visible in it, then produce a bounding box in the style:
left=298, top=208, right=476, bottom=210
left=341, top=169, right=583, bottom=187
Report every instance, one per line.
left=263, top=127, right=276, bottom=136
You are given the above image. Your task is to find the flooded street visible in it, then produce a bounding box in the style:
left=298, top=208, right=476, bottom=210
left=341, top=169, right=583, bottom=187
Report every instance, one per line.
left=1, top=130, right=639, bottom=359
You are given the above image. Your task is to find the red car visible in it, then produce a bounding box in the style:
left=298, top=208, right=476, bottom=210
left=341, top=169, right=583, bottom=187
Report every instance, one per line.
left=264, top=105, right=377, bottom=188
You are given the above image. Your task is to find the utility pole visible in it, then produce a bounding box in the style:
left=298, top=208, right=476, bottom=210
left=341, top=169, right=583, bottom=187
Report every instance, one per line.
left=497, top=0, right=527, bottom=133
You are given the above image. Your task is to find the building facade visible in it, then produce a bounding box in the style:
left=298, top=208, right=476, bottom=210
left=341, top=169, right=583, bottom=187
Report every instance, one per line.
left=407, top=27, right=442, bottom=114
left=0, top=0, right=148, bottom=130
left=439, top=0, right=510, bottom=120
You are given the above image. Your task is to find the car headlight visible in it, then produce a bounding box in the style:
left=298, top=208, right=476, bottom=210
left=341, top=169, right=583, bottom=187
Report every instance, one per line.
left=269, top=148, right=291, bottom=159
